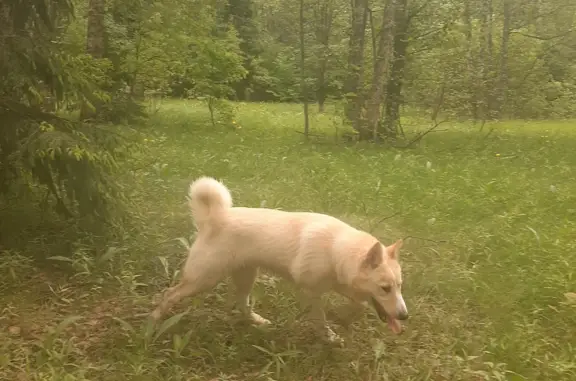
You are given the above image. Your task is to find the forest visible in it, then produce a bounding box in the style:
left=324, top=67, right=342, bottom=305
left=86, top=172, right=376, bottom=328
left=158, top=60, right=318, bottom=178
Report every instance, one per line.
left=1, top=0, right=575, bottom=380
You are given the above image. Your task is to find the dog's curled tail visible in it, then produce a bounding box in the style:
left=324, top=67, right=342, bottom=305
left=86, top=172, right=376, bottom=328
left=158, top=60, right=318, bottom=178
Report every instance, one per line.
left=188, top=177, right=232, bottom=229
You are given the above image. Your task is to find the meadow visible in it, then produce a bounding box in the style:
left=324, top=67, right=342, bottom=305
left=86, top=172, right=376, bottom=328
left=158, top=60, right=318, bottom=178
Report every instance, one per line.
left=1, top=100, right=575, bottom=381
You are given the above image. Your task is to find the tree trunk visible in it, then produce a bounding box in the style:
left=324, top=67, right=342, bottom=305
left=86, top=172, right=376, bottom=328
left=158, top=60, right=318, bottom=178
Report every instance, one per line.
left=363, top=0, right=395, bottom=141
left=344, top=0, right=369, bottom=132
left=368, top=8, right=377, bottom=69
left=0, top=3, right=12, bottom=81
left=495, top=0, right=511, bottom=117
left=478, top=0, right=494, bottom=123
left=384, top=0, right=408, bottom=137
left=463, top=0, right=477, bottom=120
left=314, top=0, right=334, bottom=113
left=317, top=68, right=327, bottom=112
left=86, top=0, right=106, bottom=58
left=81, top=0, right=106, bottom=120
left=129, top=32, right=141, bottom=98
left=227, top=0, right=260, bottom=101
left=300, top=0, right=310, bottom=138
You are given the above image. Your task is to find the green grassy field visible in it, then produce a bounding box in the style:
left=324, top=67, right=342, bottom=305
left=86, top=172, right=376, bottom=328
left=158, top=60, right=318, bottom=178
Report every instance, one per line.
left=1, top=100, right=575, bottom=381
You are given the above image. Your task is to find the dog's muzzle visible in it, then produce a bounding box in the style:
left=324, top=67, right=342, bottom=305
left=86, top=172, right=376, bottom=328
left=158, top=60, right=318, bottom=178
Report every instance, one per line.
left=371, top=297, right=407, bottom=334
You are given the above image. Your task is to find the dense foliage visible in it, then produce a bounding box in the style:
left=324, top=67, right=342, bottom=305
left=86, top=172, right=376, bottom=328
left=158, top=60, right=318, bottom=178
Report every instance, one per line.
left=0, top=0, right=131, bottom=222
left=1, top=0, right=575, bottom=221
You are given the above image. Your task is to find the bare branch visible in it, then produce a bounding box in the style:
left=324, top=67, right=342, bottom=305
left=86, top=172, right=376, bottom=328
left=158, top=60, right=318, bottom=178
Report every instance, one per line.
left=510, top=29, right=575, bottom=41
left=368, top=212, right=401, bottom=234
left=412, top=26, right=445, bottom=40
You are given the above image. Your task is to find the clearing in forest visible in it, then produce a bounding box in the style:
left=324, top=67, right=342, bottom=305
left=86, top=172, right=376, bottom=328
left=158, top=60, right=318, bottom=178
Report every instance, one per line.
left=1, top=101, right=575, bottom=381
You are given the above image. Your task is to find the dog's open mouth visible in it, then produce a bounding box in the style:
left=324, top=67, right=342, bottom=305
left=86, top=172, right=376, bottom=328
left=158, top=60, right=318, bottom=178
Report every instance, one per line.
left=371, top=298, right=403, bottom=335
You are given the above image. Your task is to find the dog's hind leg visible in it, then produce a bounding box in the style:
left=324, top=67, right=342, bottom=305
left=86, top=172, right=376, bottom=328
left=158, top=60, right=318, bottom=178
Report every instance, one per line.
left=150, top=255, right=226, bottom=322
left=231, top=267, right=271, bottom=325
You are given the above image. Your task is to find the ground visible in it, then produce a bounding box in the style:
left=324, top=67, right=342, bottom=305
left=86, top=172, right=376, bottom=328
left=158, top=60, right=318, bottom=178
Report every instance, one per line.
left=1, top=100, right=575, bottom=381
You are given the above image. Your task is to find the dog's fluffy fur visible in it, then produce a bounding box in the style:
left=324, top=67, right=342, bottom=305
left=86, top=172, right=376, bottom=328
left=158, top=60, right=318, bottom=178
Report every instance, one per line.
left=150, top=177, right=408, bottom=343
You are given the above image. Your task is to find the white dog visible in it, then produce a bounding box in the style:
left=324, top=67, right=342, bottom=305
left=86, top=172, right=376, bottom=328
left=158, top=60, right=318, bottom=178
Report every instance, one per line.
left=150, top=177, right=408, bottom=343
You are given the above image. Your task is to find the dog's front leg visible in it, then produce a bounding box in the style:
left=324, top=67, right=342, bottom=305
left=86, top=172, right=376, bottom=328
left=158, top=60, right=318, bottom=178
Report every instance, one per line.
left=330, top=300, right=367, bottom=327
left=299, top=291, right=344, bottom=345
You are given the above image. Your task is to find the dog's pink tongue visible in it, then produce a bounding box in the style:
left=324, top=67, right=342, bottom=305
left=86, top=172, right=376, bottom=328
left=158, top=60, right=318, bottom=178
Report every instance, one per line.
left=387, top=318, right=403, bottom=334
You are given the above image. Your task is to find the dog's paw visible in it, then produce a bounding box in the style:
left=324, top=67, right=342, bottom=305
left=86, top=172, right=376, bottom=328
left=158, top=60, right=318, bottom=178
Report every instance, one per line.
left=149, top=309, right=164, bottom=322
left=250, top=312, right=271, bottom=326
left=324, top=328, right=345, bottom=347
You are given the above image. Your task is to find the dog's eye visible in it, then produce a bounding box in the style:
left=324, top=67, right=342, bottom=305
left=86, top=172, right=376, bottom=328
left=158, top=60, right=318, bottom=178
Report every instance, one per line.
left=381, top=285, right=392, bottom=293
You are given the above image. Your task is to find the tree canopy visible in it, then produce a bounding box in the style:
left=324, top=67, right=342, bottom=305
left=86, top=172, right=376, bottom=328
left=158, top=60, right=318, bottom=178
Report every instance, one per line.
left=1, top=0, right=575, bottom=219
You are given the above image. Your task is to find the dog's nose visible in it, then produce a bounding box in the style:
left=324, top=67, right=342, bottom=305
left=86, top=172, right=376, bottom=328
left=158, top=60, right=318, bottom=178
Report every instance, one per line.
left=397, top=311, right=409, bottom=321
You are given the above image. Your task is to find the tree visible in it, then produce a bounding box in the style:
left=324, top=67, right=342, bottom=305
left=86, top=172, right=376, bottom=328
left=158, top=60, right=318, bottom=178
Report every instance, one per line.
left=364, top=0, right=396, bottom=140
left=313, top=0, right=335, bottom=112
left=80, top=0, right=107, bottom=120
left=226, top=0, right=264, bottom=100
left=384, top=0, right=409, bottom=136
left=300, top=0, right=310, bottom=137
left=478, top=0, right=494, bottom=122
left=495, top=0, right=512, bottom=117
left=86, top=0, right=106, bottom=58
left=0, top=0, right=131, bottom=221
left=344, top=0, right=369, bottom=133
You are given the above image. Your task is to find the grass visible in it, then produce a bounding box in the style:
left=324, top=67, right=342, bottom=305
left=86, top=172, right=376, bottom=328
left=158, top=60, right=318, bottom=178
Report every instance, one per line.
left=1, top=99, right=575, bottom=381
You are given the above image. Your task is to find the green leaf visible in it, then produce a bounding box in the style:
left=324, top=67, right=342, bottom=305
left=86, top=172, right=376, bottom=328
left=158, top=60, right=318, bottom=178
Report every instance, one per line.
left=53, top=315, right=83, bottom=336
left=153, top=309, right=190, bottom=342
left=112, top=317, right=136, bottom=334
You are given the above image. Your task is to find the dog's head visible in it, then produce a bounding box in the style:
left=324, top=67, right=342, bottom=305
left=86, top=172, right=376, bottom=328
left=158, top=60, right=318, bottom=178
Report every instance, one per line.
left=354, top=239, right=407, bottom=334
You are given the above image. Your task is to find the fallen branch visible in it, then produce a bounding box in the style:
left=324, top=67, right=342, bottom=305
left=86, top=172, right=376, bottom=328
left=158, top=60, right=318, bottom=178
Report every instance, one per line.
left=397, top=117, right=406, bottom=137
left=510, top=29, right=575, bottom=41
left=483, top=127, right=496, bottom=139
left=369, top=211, right=401, bottom=233
left=396, top=119, right=449, bottom=148
left=402, top=235, right=465, bottom=250
left=427, top=129, right=448, bottom=133
left=294, top=130, right=323, bottom=138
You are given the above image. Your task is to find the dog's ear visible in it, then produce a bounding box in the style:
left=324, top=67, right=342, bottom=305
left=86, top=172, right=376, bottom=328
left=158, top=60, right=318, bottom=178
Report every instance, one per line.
left=363, top=242, right=383, bottom=269
left=385, top=239, right=403, bottom=260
